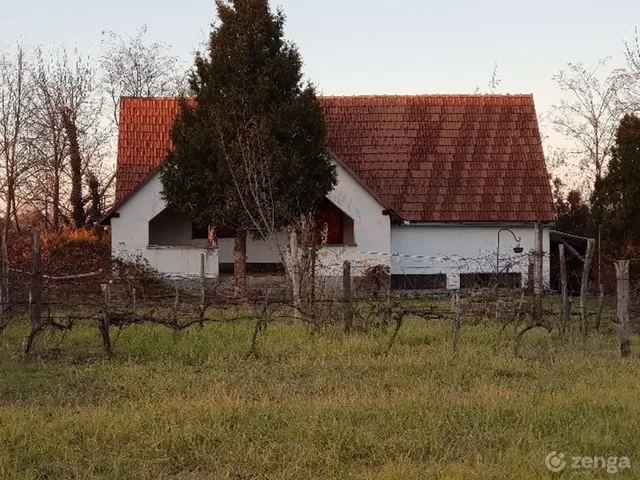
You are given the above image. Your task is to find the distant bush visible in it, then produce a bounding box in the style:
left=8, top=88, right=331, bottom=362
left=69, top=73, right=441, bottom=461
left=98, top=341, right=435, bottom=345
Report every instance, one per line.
left=9, top=229, right=110, bottom=276
left=354, top=264, right=390, bottom=299
left=7, top=229, right=111, bottom=303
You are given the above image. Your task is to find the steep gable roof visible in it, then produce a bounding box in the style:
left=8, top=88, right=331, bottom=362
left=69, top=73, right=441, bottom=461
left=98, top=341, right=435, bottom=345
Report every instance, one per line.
left=114, top=95, right=555, bottom=223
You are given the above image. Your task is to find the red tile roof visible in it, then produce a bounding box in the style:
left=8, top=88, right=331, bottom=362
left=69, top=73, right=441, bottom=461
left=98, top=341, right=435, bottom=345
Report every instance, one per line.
left=115, top=95, right=555, bottom=223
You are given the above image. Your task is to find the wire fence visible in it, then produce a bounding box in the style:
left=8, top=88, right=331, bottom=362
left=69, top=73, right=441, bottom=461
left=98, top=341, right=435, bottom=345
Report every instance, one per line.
left=0, top=230, right=624, bottom=360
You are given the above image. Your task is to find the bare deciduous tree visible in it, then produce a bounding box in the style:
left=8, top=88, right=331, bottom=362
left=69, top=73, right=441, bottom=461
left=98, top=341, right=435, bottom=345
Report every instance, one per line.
left=474, top=61, right=501, bottom=94
left=620, top=27, right=640, bottom=112
left=550, top=58, right=622, bottom=188
left=100, top=25, right=185, bottom=126
left=0, top=29, right=180, bottom=235
left=218, top=119, right=323, bottom=319
left=28, top=46, right=107, bottom=231
left=0, top=43, right=33, bottom=307
left=59, top=107, right=84, bottom=228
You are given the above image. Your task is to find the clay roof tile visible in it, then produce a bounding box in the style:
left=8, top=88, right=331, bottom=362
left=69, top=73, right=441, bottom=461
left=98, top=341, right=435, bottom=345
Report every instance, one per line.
left=114, top=94, right=554, bottom=223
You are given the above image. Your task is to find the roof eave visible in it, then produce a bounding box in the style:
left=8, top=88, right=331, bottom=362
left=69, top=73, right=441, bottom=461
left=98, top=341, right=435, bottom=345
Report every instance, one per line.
left=327, top=150, right=403, bottom=223
left=98, top=163, right=165, bottom=225
left=401, top=220, right=556, bottom=227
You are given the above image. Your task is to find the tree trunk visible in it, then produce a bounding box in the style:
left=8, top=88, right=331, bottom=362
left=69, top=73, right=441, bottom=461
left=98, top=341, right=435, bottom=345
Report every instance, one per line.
left=289, top=226, right=302, bottom=322
left=60, top=108, right=84, bottom=229
left=0, top=228, right=6, bottom=318
left=52, top=171, right=60, bottom=232
left=1, top=179, right=12, bottom=313
left=234, top=230, right=247, bottom=301
left=12, top=193, right=20, bottom=232
left=4, top=180, right=12, bottom=243
left=310, top=227, right=317, bottom=306
left=580, top=239, right=596, bottom=335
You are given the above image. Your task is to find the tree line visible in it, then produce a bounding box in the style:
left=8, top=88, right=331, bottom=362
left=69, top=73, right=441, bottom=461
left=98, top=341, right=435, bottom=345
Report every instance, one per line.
left=4, top=0, right=337, bottom=305
left=0, top=26, right=186, bottom=235
left=549, top=30, right=640, bottom=258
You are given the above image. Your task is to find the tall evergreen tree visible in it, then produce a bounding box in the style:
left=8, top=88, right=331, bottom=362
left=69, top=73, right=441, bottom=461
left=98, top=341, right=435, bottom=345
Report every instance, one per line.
left=592, top=114, right=640, bottom=255
left=160, top=0, right=336, bottom=299
left=552, top=178, right=592, bottom=237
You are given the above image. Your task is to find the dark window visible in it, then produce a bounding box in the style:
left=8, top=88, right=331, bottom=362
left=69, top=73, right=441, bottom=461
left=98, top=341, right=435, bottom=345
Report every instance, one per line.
left=191, top=222, right=209, bottom=240
left=316, top=199, right=344, bottom=245
left=219, top=263, right=285, bottom=275
left=460, top=273, right=522, bottom=289
left=215, top=226, right=237, bottom=239
left=314, top=198, right=355, bottom=246
left=391, top=274, right=447, bottom=290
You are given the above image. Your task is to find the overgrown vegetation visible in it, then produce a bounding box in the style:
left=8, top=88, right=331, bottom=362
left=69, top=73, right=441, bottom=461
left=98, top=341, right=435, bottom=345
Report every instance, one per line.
left=8, top=229, right=109, bottom=275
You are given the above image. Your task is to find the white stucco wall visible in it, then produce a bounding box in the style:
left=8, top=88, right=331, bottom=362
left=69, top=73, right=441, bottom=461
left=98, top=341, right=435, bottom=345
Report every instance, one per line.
left=110, top=172, right=219, bottom=278
left=112, top=165, right=548, bottom=288
left=217, top=233, right=289, bottom=266
left=390, top=225, right=550, bottom=289
left=214, top=162, right=391, bottom=277
left=317, top=163, right=391, bottom=276
left=110, top=162, right=389, bottom=278
left=144, top=246, right=219, bottom=277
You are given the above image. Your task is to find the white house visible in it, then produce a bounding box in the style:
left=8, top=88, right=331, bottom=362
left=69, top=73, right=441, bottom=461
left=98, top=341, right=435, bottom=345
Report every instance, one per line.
left=101, top=95, right=555, bottom=289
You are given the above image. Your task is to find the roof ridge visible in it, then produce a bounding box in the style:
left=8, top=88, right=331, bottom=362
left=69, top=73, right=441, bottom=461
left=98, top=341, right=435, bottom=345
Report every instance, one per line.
left=121, top=96, right=182, bottom=101
left=120, top=94, right=535, bottom=102
left=318, top=93, right=534, bottom=99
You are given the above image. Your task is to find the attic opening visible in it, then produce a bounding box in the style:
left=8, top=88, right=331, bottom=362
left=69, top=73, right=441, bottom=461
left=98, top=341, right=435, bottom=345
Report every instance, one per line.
left=148, top=208, right=208, bottom=247
left=315, top=198, right=355, bottom=246
left=211, top=198, right=356, bottom=247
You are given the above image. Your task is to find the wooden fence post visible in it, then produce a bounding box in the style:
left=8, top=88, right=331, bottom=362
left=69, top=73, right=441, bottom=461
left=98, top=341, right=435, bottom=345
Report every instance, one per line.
left=452, top=292, right=461, bottom=352
left=580, top=239, right=596, bottom=335
left=100, top=282, right=112, bottom=358
left=532, top=222, right=543, bottom=321
left=200, top=254, right=205, bottom=327
left=25, top=230, right=43, bottom=354
left=343, top=260, right=353, bottom=334
left=0, top=227, right=7, bottom=318
left=31, top=230, right=42, bottom=326
left=173, top=286, right=180, bottom=344
left=595, top=283, right=605, bottom=331
left=559, top=244, right=570, bottom=335
left=596, top=224, right=605, bottom=330
left=616, top=260, right=631, bottom=358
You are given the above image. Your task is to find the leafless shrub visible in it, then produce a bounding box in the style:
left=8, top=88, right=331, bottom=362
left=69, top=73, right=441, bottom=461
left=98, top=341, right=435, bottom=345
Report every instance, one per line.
left=353, top=264, right=390, bottom=300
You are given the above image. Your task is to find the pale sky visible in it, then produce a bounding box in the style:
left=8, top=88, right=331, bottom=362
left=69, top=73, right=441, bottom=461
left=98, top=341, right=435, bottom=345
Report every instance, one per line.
left=2, top=0, right=639, bottom=138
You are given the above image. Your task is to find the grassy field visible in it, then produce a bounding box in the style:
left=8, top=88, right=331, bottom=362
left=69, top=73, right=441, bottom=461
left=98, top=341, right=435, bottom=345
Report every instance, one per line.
left=1, top=314, right=639, bottom=479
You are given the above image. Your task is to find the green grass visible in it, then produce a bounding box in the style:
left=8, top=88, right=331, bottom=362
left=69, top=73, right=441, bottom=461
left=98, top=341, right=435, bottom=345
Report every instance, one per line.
left=1, top=314, right=639, bottom=479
